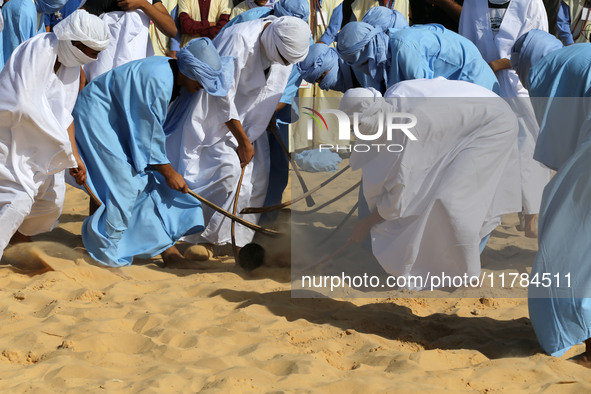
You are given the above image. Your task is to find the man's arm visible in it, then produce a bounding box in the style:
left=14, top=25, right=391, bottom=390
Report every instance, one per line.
left=225, top=119, right=255, bottom=167
left=432, top=0, right=462, bottom=22
left=118, top=0, right=178, bottom=37
left=67, top=121, right=87, bottom=185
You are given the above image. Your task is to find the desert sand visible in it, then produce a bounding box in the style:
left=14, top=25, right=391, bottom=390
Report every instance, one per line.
left=1, top=161, right=590, bottom=392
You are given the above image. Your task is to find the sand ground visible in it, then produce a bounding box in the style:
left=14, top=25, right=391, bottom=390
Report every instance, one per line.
left=1, top=162, right=590, bottom=392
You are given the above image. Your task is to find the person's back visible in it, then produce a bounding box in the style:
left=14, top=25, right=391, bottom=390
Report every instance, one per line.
left=1, top=0, right=42, bottom=65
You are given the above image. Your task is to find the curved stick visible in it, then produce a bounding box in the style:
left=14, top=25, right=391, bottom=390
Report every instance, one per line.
left=83, top=182, right=102, bottom=207
left=231, top=167, right=246, bottom=262
left=317, top=202, right=359, bottom=245
left=292, top=181, right=361, bottom=215
left=241, top=164, right=351, bottom=214
left=187, top=190, right=281, bottom=237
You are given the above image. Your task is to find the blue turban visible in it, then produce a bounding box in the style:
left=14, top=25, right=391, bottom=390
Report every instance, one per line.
left=297, top=44, right=355, bottom=92
left=511, top=29, right=563, bottom=89
left=177, top=37, right=235, bottom=97
left=274, top=0, right=310, bottom=20
left=36, top=0, right=68, bottom=14
left=361, top=6, right=408, bottom=32
left=337, top=22, right=389, bottom=81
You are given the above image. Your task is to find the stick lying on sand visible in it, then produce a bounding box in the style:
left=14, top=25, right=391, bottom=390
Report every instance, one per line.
left=240, top=164, right=351, bottom=214
left=292, top=181, right=361, bottom=215
left=187, top=190, right=281, bottom=237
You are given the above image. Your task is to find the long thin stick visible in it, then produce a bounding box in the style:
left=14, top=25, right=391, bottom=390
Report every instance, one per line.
left=187, top=190, right=281, bottom=237
left=269, top=128, right=315, bottom=207
left=83, top=182, right=102, bottom=207
left=316, top=240, right=353, bottom=266
left=241, top=164, right=351, bottom=214
left=317, top=202, right=359, bottom=245
left=231, top=167, right=246, bottom=262
left=292, top=181, right=361, bottom=215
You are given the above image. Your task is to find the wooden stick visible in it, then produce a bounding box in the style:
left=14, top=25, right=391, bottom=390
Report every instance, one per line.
left=240, top=164, right=351, bottom=214
left=316, top=240, right=353, bottom=266
left=231, top=167, right=246, bottom=262
left=269, top=128, right=315, bottom=207
left=292, top=181, right=361, bottom=215
left=187, top=190, right=281, bottom=237
left=317, top=202, right=359, bottom=245
left=83, top=182, right=102, bottom=207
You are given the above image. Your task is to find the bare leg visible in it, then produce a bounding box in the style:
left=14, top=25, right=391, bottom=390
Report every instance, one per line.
left=161, top=245, right=208, bottom=269
left=9, top=231, right=32, bottom=245
left=524, top=214, right=538, bottom=238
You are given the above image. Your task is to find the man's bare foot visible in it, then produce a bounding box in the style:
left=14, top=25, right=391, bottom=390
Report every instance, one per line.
left=184, top=244, right=213, bottom=261
left=569, top=339, right=591, bottom=368
left=524, top=214, right=538, bottom=238
left=161, top=245, right=207, bottom=269
left=9, top=231, right=31, bottom=245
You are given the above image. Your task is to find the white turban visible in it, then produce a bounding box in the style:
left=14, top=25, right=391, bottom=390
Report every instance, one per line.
left=261, top=16, right=310, bottom=65
left=53, top=9, right=111, bottom=51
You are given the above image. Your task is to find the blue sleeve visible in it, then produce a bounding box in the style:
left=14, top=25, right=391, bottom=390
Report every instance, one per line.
left=44, top=13, right=52, bottom=27
left=557, top=1, right=574, bottom=46
left=169, top=6, right=182, bottom=52
left=319, top=3, right=343, bottom=45
left=279, top=66, right=303, bottom=105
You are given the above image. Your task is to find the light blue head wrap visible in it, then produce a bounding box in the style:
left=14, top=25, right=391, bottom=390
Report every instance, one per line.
left=511, top=29, right=563, bottom=89
left=177, top=37, right=235, bottom=97
left=297, top=44, right=351, bottom=91
left=337, top=22, right=389, bottom=82
left=361, top=6, right=408, bottom=32
left=36, top=0, right=68, bottom=13
left=274, top=0, right=310, bottom=20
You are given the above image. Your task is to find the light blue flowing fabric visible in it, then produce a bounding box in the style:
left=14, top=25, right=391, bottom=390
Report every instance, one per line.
left=338, top=23, right=499, bottom=94
left=512, top=30, right=563, bottom=90
left=35, top=0, right=68, bottom=14
left=517, top=40, right=591, bottom=357
left=387, top=24, right=499, bottom=93
left=0, top=0, right=44, bottom=66
left=177, top=37, right=234, bottom=97
left=297, top=44, right=355, bottom=92
left=74, top=57, right=204, bottom=267
left=361, top=6, right=408, bottom=32
left=274, top=0, right=309, bottom=19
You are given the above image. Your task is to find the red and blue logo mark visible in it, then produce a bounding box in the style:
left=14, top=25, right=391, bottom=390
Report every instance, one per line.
left=303, top=107, right=328, bottom=132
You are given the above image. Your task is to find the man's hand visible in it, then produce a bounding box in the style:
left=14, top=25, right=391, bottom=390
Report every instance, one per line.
left=117, top=0, right=147, bottom=11
left=152, top=163, right=189, bottom=193
left=69, top=156, right=87, bottom=185
left=349, top=210, right=384, bottom=243
left=488, top=58, right=511, bottom=74
left=237, top=140, right=255, bottom=167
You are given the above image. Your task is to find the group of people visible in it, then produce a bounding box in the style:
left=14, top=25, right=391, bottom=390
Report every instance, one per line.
left=0, top=0, right=589, bottom=367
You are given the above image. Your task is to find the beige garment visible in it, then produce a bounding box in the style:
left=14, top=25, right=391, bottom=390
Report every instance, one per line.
left=150, top=0, right=178, bottom=56
left=178, top=0, right=233, bottom=47
left=230, top=1, right=251, bottom=19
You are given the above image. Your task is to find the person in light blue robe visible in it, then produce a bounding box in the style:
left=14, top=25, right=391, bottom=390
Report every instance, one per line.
left=336, top=22, right=500, bottom=94
left=74, top=37, right=234, bottom=268
left=512, top=29, right=591, bottom=364
left=361, top=5, right=408, bottom=32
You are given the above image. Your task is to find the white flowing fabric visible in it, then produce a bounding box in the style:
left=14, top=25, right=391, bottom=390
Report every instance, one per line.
left=166, top=18, right=294, bottom=246
left=84, top=6, right=152, bottom=82
left=0, top=34, right=80, bottom=258
left=459, top=0, right=551, bottom=215
left=353, top=78, right=518, bottom=290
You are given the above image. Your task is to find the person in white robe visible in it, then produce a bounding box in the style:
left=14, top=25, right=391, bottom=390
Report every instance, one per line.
left=0, top=10, right=110, bottom=259
left=459, top=0, right=552, bottom=238
left=343, top=78, right=519, bottom=290
left=165, top=16, right=310, bottom=258
left=83, top=0, right=177, bottom=81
